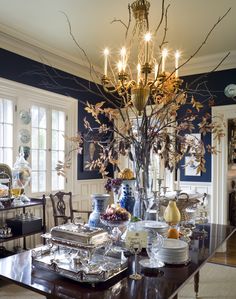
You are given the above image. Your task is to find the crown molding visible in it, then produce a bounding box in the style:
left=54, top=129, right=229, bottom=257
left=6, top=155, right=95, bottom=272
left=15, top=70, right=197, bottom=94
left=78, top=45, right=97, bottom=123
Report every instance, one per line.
left=1, top=29, right=235, bottom=82
left=0, top=29, right=101, bottom=83
left=180, top=51, right=236, bottom=76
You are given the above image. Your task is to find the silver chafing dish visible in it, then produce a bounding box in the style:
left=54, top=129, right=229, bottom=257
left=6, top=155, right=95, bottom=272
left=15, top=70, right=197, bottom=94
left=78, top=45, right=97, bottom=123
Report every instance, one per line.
left=32, top=223, right=128, bottom=284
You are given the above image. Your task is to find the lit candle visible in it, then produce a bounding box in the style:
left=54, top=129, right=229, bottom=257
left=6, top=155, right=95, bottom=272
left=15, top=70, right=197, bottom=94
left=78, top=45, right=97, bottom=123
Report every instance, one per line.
left=120, top=47, right=126, bottom=72
left=144, top=32, right=151, bottom=63
left=162, top=48, right=168, bottom=73
left=175, top=50, right=180, bottom=77
left=177, top=168, right=180, bottom=190
left=137, top=63, right=141, bottom=85
left=103, top=48, right=109, bottom=77
left=154, top=64, right=158, bottom=81
left=117, top=61, right=123, bottom=73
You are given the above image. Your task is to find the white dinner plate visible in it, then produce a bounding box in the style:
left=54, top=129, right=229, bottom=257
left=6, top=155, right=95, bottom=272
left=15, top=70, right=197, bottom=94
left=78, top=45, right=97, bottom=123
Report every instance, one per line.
left=162, top=239, right=188, bottom=250
left=139, top=220, right=169, bottom=229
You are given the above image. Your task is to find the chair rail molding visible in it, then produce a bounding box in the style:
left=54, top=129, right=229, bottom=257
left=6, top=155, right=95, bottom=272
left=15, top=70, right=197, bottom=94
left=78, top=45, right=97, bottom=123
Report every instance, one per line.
left=212, top=104, right=236, bottom=224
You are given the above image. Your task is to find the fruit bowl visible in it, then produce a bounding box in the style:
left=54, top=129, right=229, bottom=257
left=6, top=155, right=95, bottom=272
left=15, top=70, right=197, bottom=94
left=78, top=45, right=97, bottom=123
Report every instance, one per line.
left=100, top=204, right=131, bottom=229
left=100, top=218, right=130, bottom=228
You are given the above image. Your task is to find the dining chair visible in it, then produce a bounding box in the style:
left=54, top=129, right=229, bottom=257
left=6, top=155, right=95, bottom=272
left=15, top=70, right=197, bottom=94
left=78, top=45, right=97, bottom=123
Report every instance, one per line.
left=49, top=191, right=92, bottom=226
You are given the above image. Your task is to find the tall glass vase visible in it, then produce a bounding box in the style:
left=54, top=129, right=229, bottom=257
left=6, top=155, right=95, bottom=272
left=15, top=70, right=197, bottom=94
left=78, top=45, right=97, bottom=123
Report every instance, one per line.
left=132, top=146, right=153, bottom=219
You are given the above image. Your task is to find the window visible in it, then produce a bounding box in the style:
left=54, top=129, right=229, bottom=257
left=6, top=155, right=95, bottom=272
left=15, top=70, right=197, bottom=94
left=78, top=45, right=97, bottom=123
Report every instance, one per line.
left=31, top=105, right=47, bottom=193
left=51, top=110, right=65, bottom=191
left=0, top=78, right=77, bottom=196
left=0, top=98, right=14, bottom=167
left=31, top=105, right=66, bottom=193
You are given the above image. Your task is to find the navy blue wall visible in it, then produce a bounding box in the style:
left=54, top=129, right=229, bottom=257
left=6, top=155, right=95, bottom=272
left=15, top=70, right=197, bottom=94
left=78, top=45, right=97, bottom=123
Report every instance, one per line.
left=180, top=69, right=236, bottom=182
left=1, top=48, right=236, bottom=181
left=0, top=48, right=115, bottom=179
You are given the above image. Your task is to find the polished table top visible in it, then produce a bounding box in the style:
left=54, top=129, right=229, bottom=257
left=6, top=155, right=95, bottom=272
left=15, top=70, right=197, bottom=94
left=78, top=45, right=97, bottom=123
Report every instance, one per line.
left=0, top=223, right=235, bottom=299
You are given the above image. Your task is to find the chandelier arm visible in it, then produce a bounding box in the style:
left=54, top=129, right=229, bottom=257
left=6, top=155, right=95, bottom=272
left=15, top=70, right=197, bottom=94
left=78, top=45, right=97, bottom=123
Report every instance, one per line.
left=102, top=85, right=122, bottom=95
left=154, top=0, right=165, bottom=36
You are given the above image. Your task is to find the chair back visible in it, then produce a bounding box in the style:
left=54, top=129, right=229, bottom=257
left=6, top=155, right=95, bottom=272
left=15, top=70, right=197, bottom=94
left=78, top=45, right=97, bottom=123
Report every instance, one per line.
left=50, top=191, right=73, bottom=226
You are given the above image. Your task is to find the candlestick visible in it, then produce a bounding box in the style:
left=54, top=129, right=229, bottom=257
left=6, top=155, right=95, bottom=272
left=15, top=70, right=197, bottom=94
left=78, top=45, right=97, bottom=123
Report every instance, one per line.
left=162, top=186, right=168, bottom=196
left=103, top=48, right=109, bottom=76
left=139, top=171, right=143, bottom=188
left=177, top=168, right=180, bottom=190
left=175, top=50, right=180, bottom=78
left=163, top=167, right=166, bottom=188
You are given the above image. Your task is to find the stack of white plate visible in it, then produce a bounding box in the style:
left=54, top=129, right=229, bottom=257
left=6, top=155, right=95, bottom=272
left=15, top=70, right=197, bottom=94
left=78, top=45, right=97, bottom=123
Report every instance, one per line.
left=137, top=220, right=169, bottom=237
left=157, top=239, right=189, bottom=265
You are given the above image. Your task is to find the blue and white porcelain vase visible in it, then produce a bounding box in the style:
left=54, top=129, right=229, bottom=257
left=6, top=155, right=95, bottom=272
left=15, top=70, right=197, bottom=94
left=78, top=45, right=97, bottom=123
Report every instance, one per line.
left=88, top=193, right=110, bottom=228
left=120, top=179, right=135, bottom=214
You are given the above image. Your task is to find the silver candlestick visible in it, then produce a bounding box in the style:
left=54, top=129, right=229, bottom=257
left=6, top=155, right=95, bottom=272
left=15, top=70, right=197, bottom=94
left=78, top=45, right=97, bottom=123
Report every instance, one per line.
left=161, top=186, right=168, bottom=197
left=174, top=189, right=182, bottom=200
left=152, top=178, right=163, bottom=221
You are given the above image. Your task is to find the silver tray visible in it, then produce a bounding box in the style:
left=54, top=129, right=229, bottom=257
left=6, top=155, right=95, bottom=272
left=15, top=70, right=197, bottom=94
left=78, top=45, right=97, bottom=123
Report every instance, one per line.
left=32, top=245, right=128, bottom=284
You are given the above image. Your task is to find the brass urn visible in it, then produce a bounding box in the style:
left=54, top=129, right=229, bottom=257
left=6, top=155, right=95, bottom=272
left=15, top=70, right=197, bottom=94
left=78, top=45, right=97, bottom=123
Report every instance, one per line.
left=131, top=87, right=150, bottom=116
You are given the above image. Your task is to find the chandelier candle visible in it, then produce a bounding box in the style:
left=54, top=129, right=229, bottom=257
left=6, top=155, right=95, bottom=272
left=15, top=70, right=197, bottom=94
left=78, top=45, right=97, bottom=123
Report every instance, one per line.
left=161, top=48, right=168, bottom=73
left=175, top=50, right=180, bottom=78
left=103, top=48, right=109, bottom=77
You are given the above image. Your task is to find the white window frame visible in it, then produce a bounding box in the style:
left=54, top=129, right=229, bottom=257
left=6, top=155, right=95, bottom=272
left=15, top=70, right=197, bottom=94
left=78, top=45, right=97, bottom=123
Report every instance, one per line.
left=0, top=77, right=78, bottom=197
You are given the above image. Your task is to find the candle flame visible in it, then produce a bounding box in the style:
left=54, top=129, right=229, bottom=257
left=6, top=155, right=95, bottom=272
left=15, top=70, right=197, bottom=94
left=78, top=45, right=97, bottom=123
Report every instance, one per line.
left=144, top=32, right=151, bottom=42
left=104, top=48, right=109, bottom=56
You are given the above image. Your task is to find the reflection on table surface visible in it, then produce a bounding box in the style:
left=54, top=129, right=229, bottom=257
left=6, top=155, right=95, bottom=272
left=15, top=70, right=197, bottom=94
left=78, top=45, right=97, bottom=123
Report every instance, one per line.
left=0, top=223, right=234, bottom=299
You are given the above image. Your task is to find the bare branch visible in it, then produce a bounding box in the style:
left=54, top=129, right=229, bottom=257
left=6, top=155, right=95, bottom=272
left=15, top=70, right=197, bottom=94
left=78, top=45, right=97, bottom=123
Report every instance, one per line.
left=177, top=8, right=231, bottom=74
left=154, top=0, right=165, bottom=35
left=159, top=4, right=170, bottom=51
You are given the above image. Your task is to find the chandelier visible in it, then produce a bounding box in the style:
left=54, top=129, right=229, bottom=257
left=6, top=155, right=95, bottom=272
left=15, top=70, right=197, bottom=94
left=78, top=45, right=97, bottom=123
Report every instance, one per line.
left=101, top=0, right=182, bottom=116
left=57, top=0, right=226, bottom=207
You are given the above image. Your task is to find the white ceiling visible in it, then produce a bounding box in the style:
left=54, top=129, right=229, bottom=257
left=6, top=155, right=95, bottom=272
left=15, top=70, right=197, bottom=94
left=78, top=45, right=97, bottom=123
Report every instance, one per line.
left=0, top=0, right=236, bottom=78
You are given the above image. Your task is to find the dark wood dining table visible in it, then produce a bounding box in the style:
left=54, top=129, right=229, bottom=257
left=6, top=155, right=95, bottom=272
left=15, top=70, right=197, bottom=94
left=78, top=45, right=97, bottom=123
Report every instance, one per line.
left=0, top=223, right=234, bottom=299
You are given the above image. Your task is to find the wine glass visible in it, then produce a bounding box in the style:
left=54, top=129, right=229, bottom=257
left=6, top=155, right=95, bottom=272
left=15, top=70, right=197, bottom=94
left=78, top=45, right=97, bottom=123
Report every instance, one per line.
left=139, top=233, right=164, bottom=268
left=129, top=240, right=142, bottom=280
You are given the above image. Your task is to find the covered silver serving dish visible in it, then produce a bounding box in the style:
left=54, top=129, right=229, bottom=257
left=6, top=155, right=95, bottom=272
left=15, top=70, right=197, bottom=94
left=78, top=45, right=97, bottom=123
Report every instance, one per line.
left=32, top=223, right=128, bottom=284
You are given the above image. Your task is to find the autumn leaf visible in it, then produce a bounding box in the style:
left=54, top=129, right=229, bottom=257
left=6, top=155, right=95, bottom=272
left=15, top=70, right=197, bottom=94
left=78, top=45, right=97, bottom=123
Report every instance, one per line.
left=191, top=96, right=203, bottom=112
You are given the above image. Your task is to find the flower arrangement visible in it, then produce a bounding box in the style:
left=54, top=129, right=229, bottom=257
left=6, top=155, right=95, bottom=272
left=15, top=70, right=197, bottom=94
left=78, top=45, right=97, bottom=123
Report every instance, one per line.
left=104, top=178, right=123, bottom=194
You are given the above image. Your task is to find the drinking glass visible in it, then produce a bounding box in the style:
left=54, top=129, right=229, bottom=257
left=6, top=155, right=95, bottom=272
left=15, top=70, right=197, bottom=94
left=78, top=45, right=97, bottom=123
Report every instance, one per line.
left=139, top=233, right=164, bottom=268
left=129, top=240, right=142, bottom=280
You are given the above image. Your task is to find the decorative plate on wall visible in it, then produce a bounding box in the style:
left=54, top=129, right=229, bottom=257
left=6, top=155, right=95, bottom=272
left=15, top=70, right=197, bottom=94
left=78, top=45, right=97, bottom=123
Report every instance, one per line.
left=19, top=110, right=31, bottom=125
left=18, top=129, right=31, bottom=144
